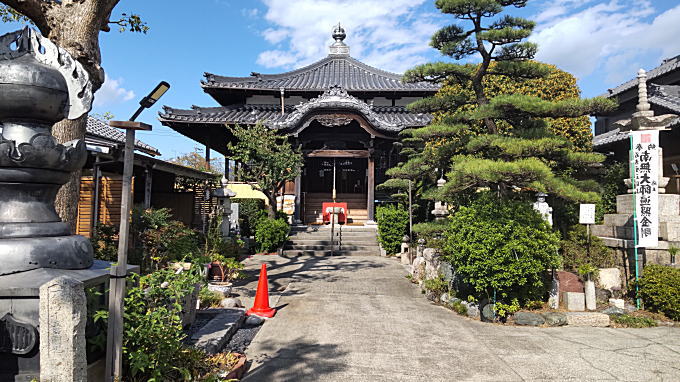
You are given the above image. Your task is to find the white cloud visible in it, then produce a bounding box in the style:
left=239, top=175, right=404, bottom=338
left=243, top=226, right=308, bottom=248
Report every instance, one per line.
left=93, top=76, right=135, bottom=108
left=531, top=0, right=680, bottom=86
left=255, top=0, right=443, bottom=73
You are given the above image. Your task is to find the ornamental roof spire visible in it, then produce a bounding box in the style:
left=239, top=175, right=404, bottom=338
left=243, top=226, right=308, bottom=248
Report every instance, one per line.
left=329, top=23, right=350, bottom=56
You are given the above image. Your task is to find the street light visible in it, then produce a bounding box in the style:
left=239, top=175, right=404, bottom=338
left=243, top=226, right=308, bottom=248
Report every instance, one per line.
left=129, top=80, right=170, bottom=121
left=105, top=81, right=170, bottom=382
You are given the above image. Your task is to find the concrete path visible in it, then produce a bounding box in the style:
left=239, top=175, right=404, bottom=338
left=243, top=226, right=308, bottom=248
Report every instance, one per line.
left=239, top=255, right=680, bottom=381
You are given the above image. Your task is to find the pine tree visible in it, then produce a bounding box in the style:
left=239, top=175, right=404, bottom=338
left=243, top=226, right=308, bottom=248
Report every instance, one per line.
left=384, top=0, right=616, bottom=205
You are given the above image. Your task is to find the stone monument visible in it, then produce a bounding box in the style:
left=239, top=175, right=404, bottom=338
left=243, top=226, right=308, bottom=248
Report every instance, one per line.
left=592, top=69, right=680, bottom=277
left=0, top=27, right=134, bottom=381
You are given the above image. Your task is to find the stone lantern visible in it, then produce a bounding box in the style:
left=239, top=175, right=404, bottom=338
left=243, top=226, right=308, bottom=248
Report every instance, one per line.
left=212, top=175, right=236, bottom=238
left=431, top=177, right=449, bottom=221
left=0, top=28, right=127, bottom=381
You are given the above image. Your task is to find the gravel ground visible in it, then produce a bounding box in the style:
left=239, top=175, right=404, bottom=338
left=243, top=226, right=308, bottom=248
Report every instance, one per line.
left=222, top=322, right=262, bottom=354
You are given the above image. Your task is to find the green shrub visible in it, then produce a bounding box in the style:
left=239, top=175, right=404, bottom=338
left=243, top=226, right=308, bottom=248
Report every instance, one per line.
left=638, top=265, right=680, bottom=320
left=450, top=300, right=468, bottom=315
left=91, top=223, right=118, bottom=261
left=199, top=287, right=223, bottom=308
left=612, top=314, right=657, bottom=328
left=233, top=198, right=267, bottom=237
left=561, top=224, right=615, bottom=271
left=423, top=275, right=448, bottom=296
left=595, top=162, right=627, bottom=223
left=443, top=193, right=561, bottom=305
left=254, top=218, right=289, bottom=253
left=95, top=268, right=206, bottom=381
left=376, top=205, right=409, bottom=255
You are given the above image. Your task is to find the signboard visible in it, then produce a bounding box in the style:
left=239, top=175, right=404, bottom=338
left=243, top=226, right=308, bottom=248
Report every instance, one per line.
left=579, top=204, right=596, bottom=225
left=631, top=130, right=659, bottom=248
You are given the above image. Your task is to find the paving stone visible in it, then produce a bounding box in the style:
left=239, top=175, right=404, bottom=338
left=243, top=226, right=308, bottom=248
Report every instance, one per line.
left=514, top=312, right=545, bottom=326
left=541, top=312, right=568, bottom=327
left=566, top=312, right=610, bottom=327
left=191, top=308, right=246, bottom=354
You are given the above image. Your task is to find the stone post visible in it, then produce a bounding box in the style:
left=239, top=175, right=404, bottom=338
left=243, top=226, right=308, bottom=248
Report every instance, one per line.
left=584, top=280, right=596, bottom=311
left=548, top=277, right=559, bottom=309
left=39, top=276, right=87, bottom=382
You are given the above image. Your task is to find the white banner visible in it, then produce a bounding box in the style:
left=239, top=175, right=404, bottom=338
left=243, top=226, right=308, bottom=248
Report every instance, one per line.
left=631, top=130, right=659, bottom=248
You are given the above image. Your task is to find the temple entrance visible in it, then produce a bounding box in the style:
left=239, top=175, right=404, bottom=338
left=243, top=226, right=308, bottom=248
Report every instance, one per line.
left=302, top=157, right=368, bottom=224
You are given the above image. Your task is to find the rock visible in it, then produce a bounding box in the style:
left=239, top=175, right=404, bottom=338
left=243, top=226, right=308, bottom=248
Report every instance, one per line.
left=514, top=312, right=545, bottom=326
left=610, top=287, right=623, bottom=299
left=608, top=298, right=625, bottom=309
left=438, top=262, right=454, bottom=282
left=560, top=292, right=585, bottom=311
left=481, top=304, right=496, bottom=322
left=423, top=248, right=440, bottom=262
left=411, top=257, right=426, bottom=283
left=220, top=297, right=244, bottom=308
left=440, top=293, right=450, bottom=304
left=425, top=259, right=441, bottom=281
left=566, top=312, right=610, bottom=327
left=597, top=268, right=621, bottom=290
left=602, top=306, right=625, bottom=315
left=596, top=288, right=612, bottom=304
left=542, top=312, right=568, bottom=327
left=464, top=302, right=480, bottom=319
left=245, top=315, right=265, bottom=326
left=624, top=302, right=638, bottom=313
left=449, top=297, right=462, bottom=305
left=556, top=271, right=584, bottom=293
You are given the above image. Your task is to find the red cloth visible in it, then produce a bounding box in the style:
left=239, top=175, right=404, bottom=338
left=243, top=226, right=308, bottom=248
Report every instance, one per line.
left=322, top=202, right=348, bottom=224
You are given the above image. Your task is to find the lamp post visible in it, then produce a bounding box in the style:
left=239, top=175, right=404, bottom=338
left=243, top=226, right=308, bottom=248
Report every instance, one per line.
left=105, top=81, right=170, bottom=382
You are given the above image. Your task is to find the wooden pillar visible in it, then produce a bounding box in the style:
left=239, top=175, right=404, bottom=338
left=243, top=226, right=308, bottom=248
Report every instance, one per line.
left=144, top=166, right=153, bottom=209
left=367, top=152, right=375, bottom=223
left=205, top=143, right=211, bottom=170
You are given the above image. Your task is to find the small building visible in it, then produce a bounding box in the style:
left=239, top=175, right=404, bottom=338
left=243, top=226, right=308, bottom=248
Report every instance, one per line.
left=160, top=25, right=438, bottom=225
left=76, top=117, right=215, bottom=237
left=593, top=54, right=680, bottom=193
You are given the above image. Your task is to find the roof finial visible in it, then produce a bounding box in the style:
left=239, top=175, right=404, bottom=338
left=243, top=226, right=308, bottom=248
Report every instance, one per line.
left=329, top=23, right=349, bottom=56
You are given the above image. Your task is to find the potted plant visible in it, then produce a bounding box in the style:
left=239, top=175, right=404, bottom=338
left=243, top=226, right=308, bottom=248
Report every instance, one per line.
left=208, top=254, right=244, bottom=296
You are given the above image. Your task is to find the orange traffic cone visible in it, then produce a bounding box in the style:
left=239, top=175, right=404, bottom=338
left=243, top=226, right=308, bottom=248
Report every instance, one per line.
left=246, top=263, right=276, bottom=318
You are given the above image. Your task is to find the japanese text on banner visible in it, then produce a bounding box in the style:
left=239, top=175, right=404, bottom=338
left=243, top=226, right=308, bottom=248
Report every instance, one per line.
left=631, top=130, right=659, bottom=248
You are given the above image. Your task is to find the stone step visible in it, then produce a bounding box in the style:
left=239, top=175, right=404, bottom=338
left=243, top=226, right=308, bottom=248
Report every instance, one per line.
left=290, top=226, right=377, bottom=232
left=286, top=239, right=379, bottom=246
left=284, top=244, right=380, bottom=251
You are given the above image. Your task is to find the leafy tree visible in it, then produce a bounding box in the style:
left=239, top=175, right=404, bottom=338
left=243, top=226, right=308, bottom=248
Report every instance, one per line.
left=1, top=0, right=147, bottom=229
left=227, top=124, right=303, bottom=218
left=388, top=0, right=616, bottom=207
left=169, top=146, right=224, bottom=175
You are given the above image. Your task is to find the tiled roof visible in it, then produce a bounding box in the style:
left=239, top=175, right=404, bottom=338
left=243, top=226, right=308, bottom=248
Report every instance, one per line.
left=86, top=117, right=160, bottom=156
left=649, top=84, right=680, bottom=114
left=159, top=103, right=432, bottom=132
left=593, top=127, right=628, bottom=147
left=603, top=55, right=680, bottom=98
left=202, top=56, right=439, bottom=92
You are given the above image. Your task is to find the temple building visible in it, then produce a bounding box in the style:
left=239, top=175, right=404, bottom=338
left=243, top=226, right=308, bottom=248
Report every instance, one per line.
left=160, top=25, right=438, bottom=224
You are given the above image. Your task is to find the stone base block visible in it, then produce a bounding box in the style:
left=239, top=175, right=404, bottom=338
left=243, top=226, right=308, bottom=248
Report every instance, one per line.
left=566, top=312, right=610, bottom=327
left=560, top=291, right=585, bottom=311
left=609, top=298, right=625, bottom=309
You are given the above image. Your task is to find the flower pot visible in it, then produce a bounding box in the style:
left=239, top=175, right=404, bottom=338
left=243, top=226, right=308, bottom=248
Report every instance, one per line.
left=208, top=282, right=233, bottom=297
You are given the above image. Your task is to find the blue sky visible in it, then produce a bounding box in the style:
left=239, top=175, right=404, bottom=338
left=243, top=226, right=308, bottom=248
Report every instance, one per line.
left=2, top=0, right=680, bottom=161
